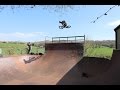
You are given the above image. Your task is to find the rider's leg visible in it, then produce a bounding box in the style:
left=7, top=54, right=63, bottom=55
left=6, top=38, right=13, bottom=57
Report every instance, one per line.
left=66, top=25, right=71, bottom=28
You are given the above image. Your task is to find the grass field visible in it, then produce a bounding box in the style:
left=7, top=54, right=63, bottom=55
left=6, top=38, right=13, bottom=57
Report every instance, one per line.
left=0, top=42, right=45, bottom=56
left=0, top=42, right=114, bottom=59
left=85, top=46, right=114, bottom=59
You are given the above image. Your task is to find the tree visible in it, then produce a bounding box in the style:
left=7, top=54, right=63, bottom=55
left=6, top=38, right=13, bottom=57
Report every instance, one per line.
left=0, top=5, right=77, bottom=13
left=84, top=39, right=94, bottom=56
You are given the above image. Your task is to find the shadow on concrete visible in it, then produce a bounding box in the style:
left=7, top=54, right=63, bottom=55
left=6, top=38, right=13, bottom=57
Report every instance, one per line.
left=57, top=57, right=111, bottom=85
left=23, top=55, right=42, bottom=64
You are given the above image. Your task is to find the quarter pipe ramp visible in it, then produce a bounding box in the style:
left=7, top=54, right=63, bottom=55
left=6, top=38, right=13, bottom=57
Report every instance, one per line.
left=0, top=43, right=83, bottom=85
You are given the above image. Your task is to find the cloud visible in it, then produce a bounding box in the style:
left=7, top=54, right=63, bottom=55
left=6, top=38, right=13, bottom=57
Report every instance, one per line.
left=13, top=32, right=35, bottom=38
left=108, top=20, right=120, bottom=26
left=0, top=32, right=47, bottom=41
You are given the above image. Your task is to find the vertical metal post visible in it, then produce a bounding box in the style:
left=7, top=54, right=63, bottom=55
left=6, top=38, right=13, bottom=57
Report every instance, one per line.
left=84, top=35, right=85, bottom=44
left=52, top=37, right=53, bottom=43
left=67, top=37, right=68, bottom=43
left=59, top=37, right=60, bottom=43
left=75, top=36, right=76, bottom=43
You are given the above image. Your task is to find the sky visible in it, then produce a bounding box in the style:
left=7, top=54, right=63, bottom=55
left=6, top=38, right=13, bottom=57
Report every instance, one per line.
left=0, top=5, right=120, bottom=42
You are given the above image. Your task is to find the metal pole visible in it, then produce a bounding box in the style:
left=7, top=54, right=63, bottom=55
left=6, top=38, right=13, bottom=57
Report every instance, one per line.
left=67, top=37, right=68, bottom=43
left=75, top=36, right=76, bottom=43
left=84, top=35, right=85, bottom=44
left=59, top=37, right=60, bottom=43
left=52, top=37, right=53, bottom=43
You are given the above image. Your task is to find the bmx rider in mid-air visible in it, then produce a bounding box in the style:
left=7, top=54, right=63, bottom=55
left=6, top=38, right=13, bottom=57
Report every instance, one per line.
left=59, top=20, right=71, bottom=29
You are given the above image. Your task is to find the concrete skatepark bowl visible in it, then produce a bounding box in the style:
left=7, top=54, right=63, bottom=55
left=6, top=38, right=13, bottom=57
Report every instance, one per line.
left=0, top=42, right=120, bottom=85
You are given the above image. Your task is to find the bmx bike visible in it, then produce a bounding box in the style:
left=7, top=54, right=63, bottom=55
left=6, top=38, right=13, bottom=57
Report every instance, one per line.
left=59, top=25, right=71, bottom=29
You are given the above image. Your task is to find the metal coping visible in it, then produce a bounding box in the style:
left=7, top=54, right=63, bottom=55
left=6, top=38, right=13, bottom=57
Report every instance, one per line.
left=52, top=35, right=85, bottom=39
left=45, top=35, right=85, bottom=44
